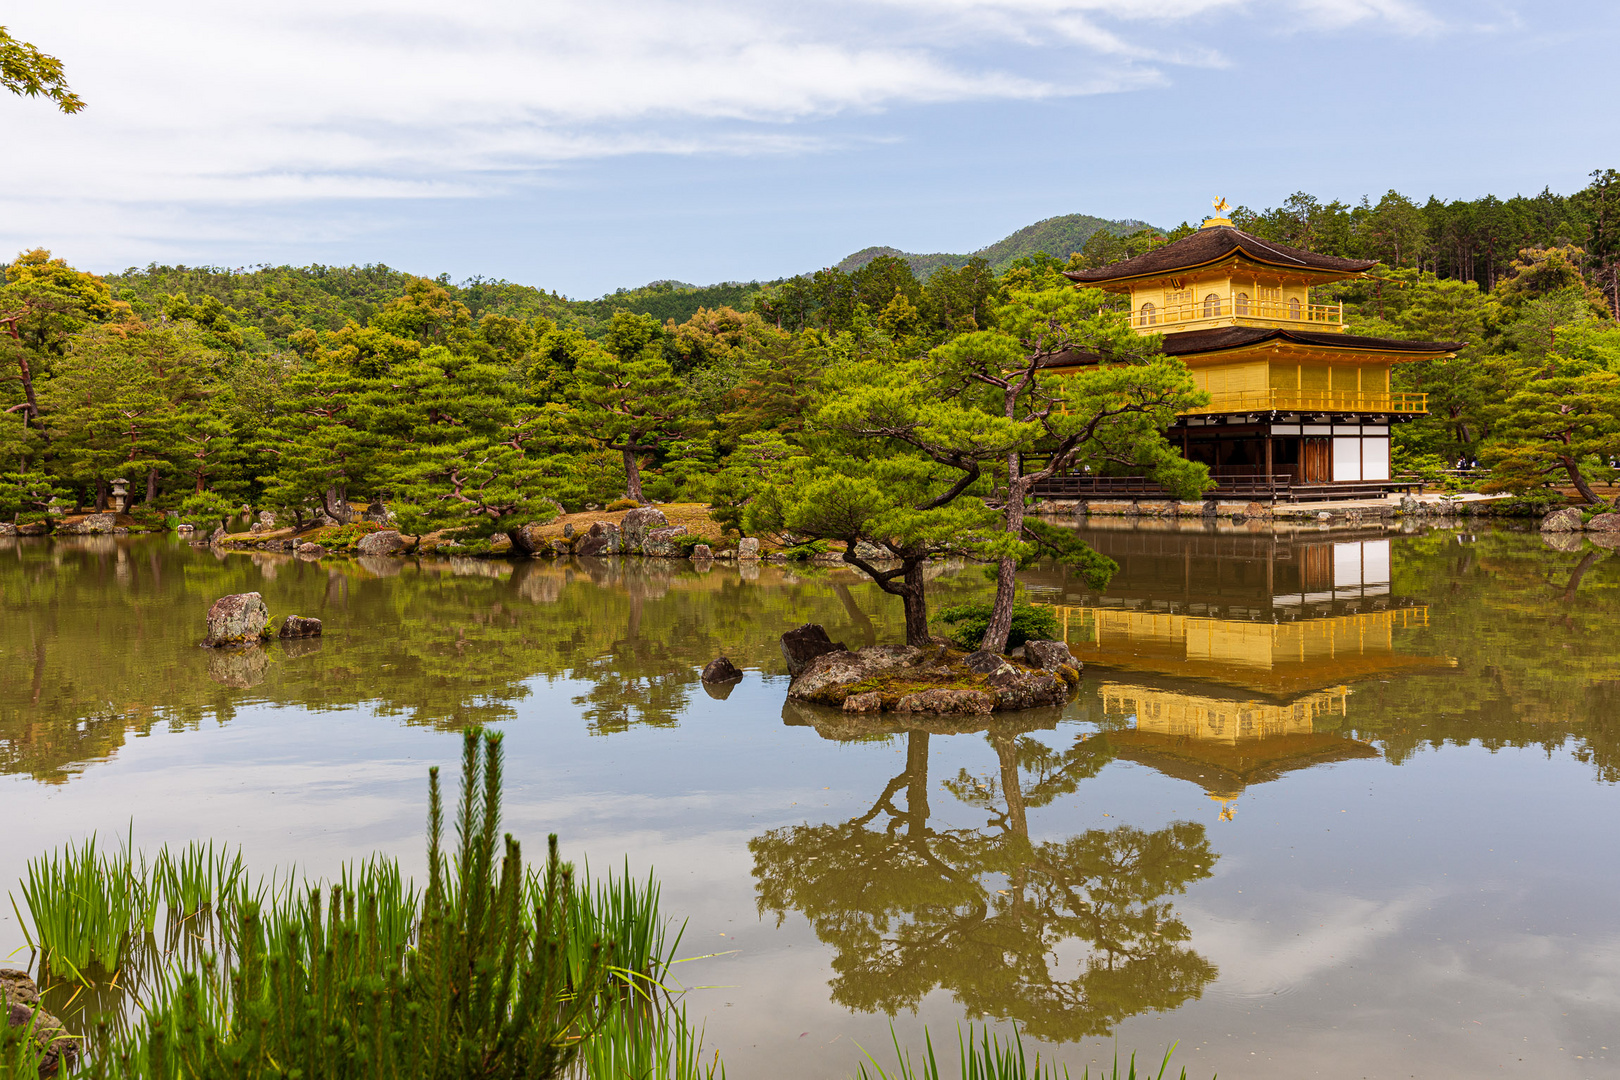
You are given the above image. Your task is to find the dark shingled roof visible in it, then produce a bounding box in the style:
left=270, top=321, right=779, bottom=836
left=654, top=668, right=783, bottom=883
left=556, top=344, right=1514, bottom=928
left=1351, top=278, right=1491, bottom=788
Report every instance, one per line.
left=1040, top=326, right=1464, bottom=369
left=1064, top=225, right=1377, bottom=283
left=1159, top=326, right=1465, bottom=357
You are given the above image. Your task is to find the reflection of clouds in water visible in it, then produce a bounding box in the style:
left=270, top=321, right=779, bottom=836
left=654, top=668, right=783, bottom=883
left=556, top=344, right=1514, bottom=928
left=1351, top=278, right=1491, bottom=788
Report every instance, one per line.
left=1185, top=890, right=1432, bottom=997
left=1457, top=928, right=1620, bottom=1012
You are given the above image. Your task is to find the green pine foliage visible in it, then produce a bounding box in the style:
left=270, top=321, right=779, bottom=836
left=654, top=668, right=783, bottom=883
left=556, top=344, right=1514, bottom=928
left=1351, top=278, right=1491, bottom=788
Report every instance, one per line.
left=936, top=601, right=1060, bottom=651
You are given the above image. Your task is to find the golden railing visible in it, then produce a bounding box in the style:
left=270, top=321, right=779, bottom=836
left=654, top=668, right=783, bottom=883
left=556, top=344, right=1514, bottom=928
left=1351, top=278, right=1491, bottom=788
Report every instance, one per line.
left=1184, top=389, right=1427, bottom=415
left=1132, top=298, right=1343, bottom=329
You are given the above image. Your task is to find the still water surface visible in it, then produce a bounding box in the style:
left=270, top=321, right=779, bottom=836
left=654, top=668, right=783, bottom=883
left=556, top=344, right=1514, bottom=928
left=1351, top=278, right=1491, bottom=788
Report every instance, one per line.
left=1, top=525, right=1617, bottom=1078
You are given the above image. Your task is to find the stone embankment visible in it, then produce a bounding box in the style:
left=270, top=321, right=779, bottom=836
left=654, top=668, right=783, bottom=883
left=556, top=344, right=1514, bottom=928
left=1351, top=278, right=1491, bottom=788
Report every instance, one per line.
left=779, top=622, right=1080, bottom=716
left=1539, top=507, right=1620, bottom=548
left=205, top=505, right=784, bottom=565
left=1032, top=492, right=1509, bottom=525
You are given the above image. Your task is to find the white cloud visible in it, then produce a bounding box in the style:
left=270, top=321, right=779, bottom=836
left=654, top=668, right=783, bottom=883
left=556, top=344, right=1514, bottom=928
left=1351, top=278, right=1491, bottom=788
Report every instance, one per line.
left=0, top=0, right=1442, bottom=266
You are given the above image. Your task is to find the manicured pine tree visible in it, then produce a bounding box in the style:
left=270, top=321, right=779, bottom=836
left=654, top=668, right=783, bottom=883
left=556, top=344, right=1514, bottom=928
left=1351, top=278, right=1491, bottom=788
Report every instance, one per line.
left=932, top=284, right=1209, bottom=654
left=571, top=313, right=703, bottom=503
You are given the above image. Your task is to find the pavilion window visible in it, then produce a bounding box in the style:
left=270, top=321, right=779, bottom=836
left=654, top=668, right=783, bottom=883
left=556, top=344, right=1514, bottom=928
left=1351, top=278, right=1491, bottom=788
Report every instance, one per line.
left=1140, top=302, right=1157, bottom=326
left=1235, top=291, right=1250, bottom=315
left=1203, top=293, right=1221, bottom=317
left=1289, top=297, right=1302, bottom=319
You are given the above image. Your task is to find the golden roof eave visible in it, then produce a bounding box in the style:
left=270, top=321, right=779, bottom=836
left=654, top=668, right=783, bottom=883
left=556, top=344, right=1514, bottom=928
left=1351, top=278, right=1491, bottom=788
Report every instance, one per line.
left=1170, top=337, right=1459, bottom=367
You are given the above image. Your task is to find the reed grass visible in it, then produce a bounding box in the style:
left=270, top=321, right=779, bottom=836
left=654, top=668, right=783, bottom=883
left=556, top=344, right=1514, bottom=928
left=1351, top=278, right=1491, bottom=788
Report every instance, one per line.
left=12, top=831, right=155, bottom=981
left=556, top=859, right=680, bottom=1004
left=855, top=1026, right=1206, bottom=1080
left=572, top=1003, right=723, bottom=1080
left=153, top=841, right=245, bottom=925
left=37, top=729, right=616, bottom=1079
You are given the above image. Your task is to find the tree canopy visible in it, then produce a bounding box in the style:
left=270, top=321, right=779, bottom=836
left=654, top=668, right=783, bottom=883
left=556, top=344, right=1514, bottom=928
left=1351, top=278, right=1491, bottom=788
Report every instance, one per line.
left=0, top=26, right=83, bottom=113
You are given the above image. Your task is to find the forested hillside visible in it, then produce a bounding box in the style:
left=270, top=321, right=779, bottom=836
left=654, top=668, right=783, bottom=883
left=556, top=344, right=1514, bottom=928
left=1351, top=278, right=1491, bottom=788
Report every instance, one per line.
left=4, top=171, right=1619, bottom=539
left=838, top=213, right=1155, bottom=277
left=104, top=264, right=773, bottom=351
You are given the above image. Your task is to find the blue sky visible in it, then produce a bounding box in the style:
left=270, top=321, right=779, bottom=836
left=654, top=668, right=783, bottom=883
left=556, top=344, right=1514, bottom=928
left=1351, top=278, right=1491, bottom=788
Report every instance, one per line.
left=3, top=0, right=1615, bottom=297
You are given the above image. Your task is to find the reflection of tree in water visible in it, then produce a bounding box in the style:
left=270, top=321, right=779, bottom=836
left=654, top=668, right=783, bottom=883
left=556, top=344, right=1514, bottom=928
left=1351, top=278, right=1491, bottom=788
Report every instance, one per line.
left=569, top=573, right=693, bottom=733
left=0, top=539, right=992, bottom=777
left=750, top=719, right=1217, bottom=1040
left=1365, top=533, right=1620, bottom=779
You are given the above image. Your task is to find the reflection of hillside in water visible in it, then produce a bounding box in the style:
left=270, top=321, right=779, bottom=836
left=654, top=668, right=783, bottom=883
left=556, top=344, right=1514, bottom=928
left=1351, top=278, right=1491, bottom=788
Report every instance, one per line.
left=0, top=537, right=987, bottom=781
left=759, top=706, right=1216, bottom=1041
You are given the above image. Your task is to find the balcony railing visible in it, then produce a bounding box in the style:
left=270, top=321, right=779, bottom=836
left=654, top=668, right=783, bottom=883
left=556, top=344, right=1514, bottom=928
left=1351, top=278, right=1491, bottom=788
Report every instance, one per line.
left=1132, top=297, right=1343, bottom=330
left=1185, top=389, right=1427, bottom=415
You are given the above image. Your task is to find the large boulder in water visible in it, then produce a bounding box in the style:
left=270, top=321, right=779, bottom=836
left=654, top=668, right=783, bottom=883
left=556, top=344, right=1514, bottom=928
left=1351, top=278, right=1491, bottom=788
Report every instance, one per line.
left=203, top=592, right=269, bottom=647
left=781, top=623, right=847, bottom=677
left=1586, top=512, right=1620, bottom=532
left=985, top=667, right=1069, bottom=710
left=510, top=522, right=560, bottom=555
left=1540, top=507, right=1584, bottom=532
left=702, top=656, right=743, bottom=683
left=788, top=644, right=927, bottom=705
left=619, top=507, right=669, bottom=553
left=895, top=688, right=995, bottom=715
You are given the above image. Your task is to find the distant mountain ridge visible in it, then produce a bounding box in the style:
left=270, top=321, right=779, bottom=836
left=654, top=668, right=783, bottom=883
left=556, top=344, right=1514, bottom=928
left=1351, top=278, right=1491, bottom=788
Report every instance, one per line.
left=835, top=213, right=1160, bottom=277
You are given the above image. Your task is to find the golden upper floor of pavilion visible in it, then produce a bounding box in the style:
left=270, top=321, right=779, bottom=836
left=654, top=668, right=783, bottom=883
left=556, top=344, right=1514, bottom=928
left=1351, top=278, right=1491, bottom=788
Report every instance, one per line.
left=1063, top=212, right=1377, bottom=336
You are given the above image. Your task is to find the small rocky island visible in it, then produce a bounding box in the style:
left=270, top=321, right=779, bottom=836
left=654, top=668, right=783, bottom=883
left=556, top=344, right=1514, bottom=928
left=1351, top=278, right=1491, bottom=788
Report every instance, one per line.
left=779, top=624, right=1080, bottom=715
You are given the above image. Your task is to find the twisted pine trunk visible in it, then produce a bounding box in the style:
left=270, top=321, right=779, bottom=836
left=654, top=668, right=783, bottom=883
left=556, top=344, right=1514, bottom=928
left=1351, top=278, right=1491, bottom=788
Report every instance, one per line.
left=622, top=447, right=644, bottom=503
left=900, top=561, right=931, bottom=647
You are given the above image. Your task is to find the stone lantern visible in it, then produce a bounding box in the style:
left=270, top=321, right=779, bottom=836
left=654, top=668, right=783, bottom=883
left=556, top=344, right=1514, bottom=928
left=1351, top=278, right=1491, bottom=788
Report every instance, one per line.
left=110, top=478, right=131, bottom=512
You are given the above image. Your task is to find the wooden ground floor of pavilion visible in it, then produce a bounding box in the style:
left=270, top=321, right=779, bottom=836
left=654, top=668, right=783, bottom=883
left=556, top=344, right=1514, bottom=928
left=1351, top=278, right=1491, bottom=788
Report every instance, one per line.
left=1030, top=410, right=1418, bottom=502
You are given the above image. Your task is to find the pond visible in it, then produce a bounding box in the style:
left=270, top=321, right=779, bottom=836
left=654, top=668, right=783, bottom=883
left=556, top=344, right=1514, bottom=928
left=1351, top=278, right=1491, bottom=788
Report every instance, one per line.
left=1, top=524, right=1616, bottom=1078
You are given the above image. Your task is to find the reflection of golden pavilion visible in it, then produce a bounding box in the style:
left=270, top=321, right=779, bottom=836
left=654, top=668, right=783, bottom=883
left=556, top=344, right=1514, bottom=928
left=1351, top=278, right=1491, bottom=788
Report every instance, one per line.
left=1031, top=530, right=1455, bottom=695
left=1097, top=678, right=1381, bottom=813
left=1103, top=681, right=1346, bottom=743
left=1057, top=605, right=1445, bottom=695
left=1027, top=528, right=1453, bottom=811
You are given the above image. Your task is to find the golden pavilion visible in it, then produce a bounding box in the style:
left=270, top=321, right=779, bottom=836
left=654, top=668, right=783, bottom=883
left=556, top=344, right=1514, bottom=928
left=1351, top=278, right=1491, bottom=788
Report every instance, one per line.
left=1046, top=199, right=1464, bottom=499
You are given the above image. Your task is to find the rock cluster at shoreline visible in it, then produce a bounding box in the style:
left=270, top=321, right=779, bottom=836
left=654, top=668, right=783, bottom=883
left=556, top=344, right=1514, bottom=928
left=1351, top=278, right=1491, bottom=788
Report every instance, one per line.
left=1, top=968, right=76, bottom=1075
left=780, top=623, right=1080, bottom=716
left=1539, top=507, right=1620, bottom=550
